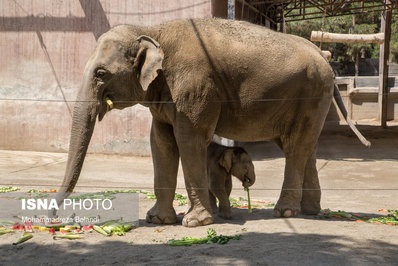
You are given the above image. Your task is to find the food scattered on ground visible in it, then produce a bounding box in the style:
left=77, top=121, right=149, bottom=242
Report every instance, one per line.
left=0, top=227, right=14, bottom=235
left=93, top=221, right=135, bottom=236
left=26, top=189, right=57, bottom=193
left=93, top=225, right=111, bottom=236
left=0, top=186, right=20, bottom=193
left=229, top=197, right=275, bottom=209
left=168, top=228, right=241, bottom=246
left=173, top=193, right=188, bottom=206
left=53, top=233, right=84, bottom=240
left=13, top=233, right=33, bottom=245
left=320, top=209, right=398, bottom=225
left=368, top=210, right=398, bottom=225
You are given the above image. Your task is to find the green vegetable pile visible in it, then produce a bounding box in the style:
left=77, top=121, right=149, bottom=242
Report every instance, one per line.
left=173, top=193, right=188, bottom=206
left=0, top=187, right=20, bottom=193
left=168, top=228, right=241, bottom=246
left=93, top=221, right=135, bottom=236
left=320, top=209, right=398, bottom=226
left=229, top=197, right=275, bottom=209
left=368, top=210, right=398, bottom=225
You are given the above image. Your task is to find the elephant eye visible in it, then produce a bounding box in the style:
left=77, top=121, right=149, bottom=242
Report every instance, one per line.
left=95, top=69, right=107, bottom=79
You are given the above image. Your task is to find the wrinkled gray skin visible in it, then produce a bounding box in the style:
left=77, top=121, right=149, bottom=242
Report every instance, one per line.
left=54, top=18, right=367, bottom=227
left=207, top=142, right=255, bottom=219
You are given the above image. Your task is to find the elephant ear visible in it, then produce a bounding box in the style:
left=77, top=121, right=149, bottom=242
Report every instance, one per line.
left=219, top=149, right=233, bottom=173
left=134, top=35, right=164, bottom=91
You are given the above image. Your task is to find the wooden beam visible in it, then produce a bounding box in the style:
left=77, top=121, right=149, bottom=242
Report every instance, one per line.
left=236, top=0, right=273, bottom=23
left=311, top=31, right=385, bottom=44
left=378, top=1, right=392, bottom=128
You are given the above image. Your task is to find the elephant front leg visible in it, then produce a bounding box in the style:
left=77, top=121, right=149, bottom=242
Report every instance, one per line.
left=301, top=150, right=321, bottom=215
left=209, top=191, right=218, bottom=214
left=146, top=120, right=179, bottom=224
left=176, top=130, right=213, bottom=227
left=212, top=188, right=232, bottom=219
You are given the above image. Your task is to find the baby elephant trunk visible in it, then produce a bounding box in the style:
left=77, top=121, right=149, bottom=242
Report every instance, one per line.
left=242, top=165, right=256, bottom=188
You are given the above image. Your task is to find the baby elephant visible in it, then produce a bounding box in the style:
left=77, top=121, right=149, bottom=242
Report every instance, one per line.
left=207, top=142, right=256, bottom=219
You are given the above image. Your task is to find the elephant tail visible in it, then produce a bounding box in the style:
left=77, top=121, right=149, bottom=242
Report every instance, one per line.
left=333, top=84, right=371, bottom=147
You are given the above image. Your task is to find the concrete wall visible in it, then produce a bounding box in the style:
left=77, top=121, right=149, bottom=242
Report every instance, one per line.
left=2, top=1, right=388, bottom=156
left=0, top=0, right=212, bottom=155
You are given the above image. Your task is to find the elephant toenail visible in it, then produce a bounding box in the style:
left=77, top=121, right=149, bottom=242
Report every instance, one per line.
left=284, top=210, right=292, bottom=217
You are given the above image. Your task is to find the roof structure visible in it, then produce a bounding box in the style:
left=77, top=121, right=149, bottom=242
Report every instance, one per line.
left=238, top=0, right=398, bottom=25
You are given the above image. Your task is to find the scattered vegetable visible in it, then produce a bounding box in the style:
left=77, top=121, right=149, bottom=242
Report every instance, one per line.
left=320, top=209, right=398, bottom=226
left=168, top=228, right=241, bottom=246
left=0, top=220, right=15, bottom=226
left=53, top=233, right=83, bottom=240
left=12, top=223, right=25, bottom=230
left=368, top=210, right=398, bottom=225
left=13, top=233, right=33, bottom=245
left=83, top=225, right=93, bottom=231
left=229, top=197, right=274, bottom=209
left=0, top=187, right=20, bottom=193
left=93, top=225, right=111, bottom=236
left=0, top=228, right=14, bottom=235
left=25, top=225, right=33, bottom=233
left=60, top=227, right=71, bottom=233
left=100, top=221, right=135, bottom=236
left=173, top=193, right=187, bottom=206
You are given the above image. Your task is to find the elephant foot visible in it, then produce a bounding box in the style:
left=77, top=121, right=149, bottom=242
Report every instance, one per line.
left=218, top=206, right=232, bottom=220
left=182, top=206, right=213, bottom=227
left=301, top=191, right=321, bottom=215
left=146, top=203, right=177, bottom=224
left=273, top=208, right=299, bottom=218
left=301, top=200, right=321, bottom=215
left=273, top=201, right=300, bottom=218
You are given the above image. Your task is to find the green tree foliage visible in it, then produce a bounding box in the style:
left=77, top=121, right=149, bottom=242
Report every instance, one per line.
left=286, top=5, right=398, bottom=63
left=391, top=20, right=398, bottom=62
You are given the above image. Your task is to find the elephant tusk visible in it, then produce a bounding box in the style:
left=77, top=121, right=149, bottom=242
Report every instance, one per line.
left=105, top=97, right=114, bottom=112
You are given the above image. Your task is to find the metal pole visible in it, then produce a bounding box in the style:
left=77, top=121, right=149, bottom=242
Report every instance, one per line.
left=378, top=0, right=392, bottom=128
left=228, top=0, right=235, bottom=20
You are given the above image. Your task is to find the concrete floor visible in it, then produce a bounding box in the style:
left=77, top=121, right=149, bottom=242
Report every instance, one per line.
left=0, top=124, right=397, bottom=265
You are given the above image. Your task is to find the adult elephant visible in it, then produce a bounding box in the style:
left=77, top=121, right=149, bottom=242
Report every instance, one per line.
left=56, top=18, right=369, bottom=227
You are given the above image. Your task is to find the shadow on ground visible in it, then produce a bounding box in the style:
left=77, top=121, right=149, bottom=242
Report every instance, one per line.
left=1, top=230, right=396, bottom=265
left=241, top=125, right=398, bottom=162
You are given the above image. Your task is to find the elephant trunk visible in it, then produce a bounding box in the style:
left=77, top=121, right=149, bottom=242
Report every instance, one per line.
left=243, top=167, right=256, bottom=188
left=50, top=86, right=98, bottom=217
left=61, top=99, right=97, bottom=192
left=59, top=72, right=99, bottom=195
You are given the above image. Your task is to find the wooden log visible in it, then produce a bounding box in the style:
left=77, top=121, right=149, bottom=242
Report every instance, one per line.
left=321, top=50, right=331, bottom=60
left=311, top=31, right=385, bottom=44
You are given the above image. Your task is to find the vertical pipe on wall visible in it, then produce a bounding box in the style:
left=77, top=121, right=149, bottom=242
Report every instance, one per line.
left=228, top=0, right=235, bottom=20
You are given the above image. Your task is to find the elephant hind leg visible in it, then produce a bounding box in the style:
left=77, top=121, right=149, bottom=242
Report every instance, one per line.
left=275, top=122, right=322, bottom=218
left=274, top=153, right=308, bottom=218
left=301, top=148, right=321, bottom=215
